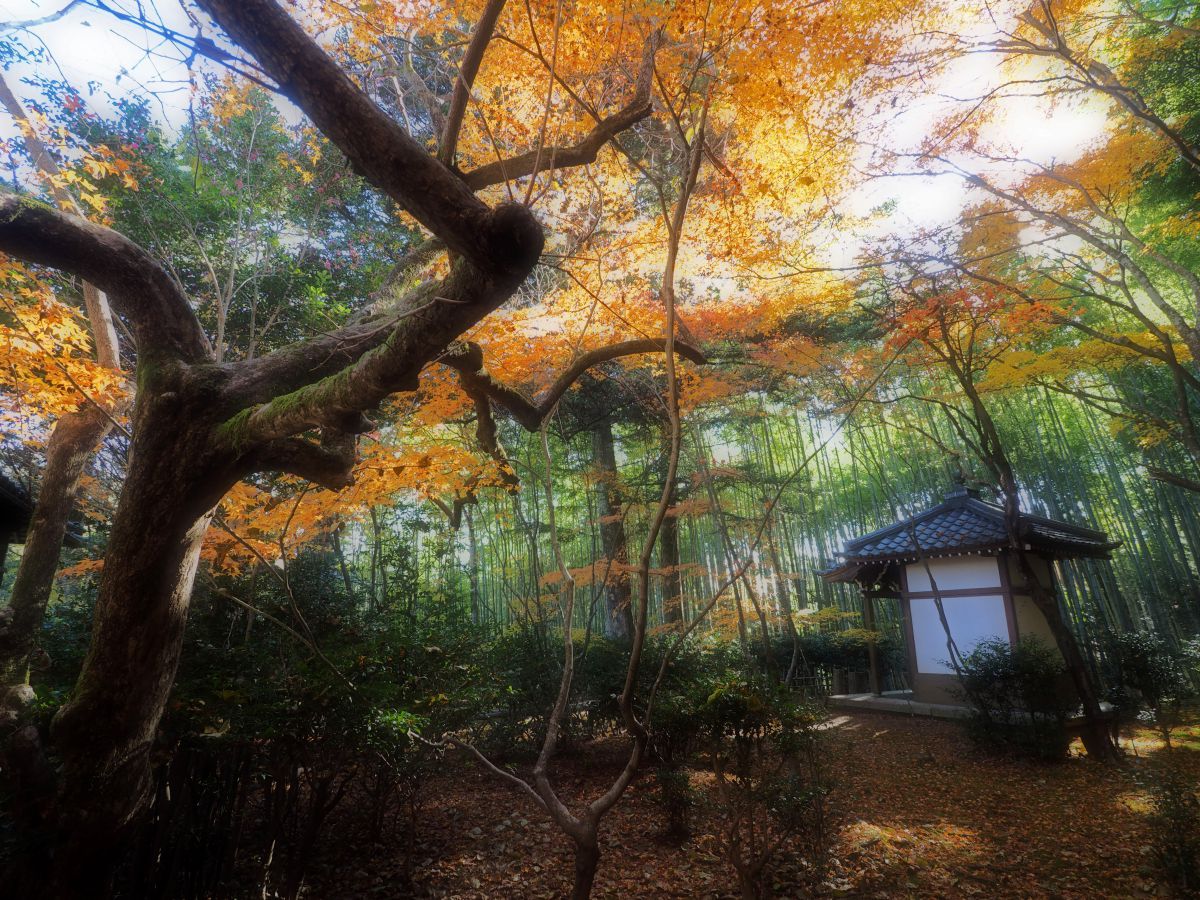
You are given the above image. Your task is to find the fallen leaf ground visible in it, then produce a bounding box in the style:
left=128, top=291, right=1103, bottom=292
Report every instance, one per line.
left=300, top=712, right=1200, bottom=898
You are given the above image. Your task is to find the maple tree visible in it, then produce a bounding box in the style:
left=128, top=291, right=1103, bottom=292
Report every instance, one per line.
left=0, top=0, right=910, bottom=889
left=0, top=0, right=700, bottom=889
left=885, top=0, right=1200, bottom=491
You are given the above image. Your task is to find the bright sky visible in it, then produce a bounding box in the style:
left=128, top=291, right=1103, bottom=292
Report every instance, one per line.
left=836, top=42, right=1112, bottom=260
left=0, top=0, right=1113, bottom=255
left=1, top=1, right=196, bottom=115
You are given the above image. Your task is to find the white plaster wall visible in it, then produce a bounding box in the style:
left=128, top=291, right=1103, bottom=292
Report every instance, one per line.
left=905, top=556, right=1001, bottom=593
left=910, top=595, right=1009, bottom=674
left=1006, top=554, right=1054, bottom=592
left=1012, top=594, right=1062, bottom=657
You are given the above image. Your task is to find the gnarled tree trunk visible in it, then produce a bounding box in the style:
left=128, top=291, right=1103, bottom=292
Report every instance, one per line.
left=0, top=0, right=675, bottom=892
left=47, top=364, right=242, bottom=896
left=572, top=839, right=601, bottom=900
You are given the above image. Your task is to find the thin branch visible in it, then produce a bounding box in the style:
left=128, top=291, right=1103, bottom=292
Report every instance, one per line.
left=439, top=0, right=508, bottom=167
left=461, top=30, right=658, bottom=191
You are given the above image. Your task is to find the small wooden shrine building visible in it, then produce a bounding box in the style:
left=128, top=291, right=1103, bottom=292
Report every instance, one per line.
left=0, top=473, right=34, bottom=592
left=0, top=472, right=83, bottom=591
left=822, top=482, right=1119, bottom=707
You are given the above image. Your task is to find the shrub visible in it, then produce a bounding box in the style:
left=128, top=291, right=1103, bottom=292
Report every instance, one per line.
left=573, top=635, right=635, bottom=737
left=703, top=677, right=829, bottom=898
left=955, top=637, right=1072, bottom=761
left=772, top=628, right=906, bottom=695
left=475, top=625, right=562, bottom=756
left=1143, top=764, right=1200, bottom=893
left=645, top=649, right=719, bottom=837
left=1110, top=630, right=1195, bottom=749
left=654, top=766, right=697, bottom=839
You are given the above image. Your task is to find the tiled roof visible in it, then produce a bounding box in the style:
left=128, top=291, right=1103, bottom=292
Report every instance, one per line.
left=0, top=472, right=32, bottom=541
left=0, top=471, right=84, bottom=547
left=835, top=487, right=1118, bottom=565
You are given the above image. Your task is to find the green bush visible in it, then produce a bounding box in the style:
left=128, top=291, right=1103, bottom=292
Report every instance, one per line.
left=654, top=766, right=697, bottom=839
left=475, top=624, right=562, bottom=756
left=955, top=637, right=1072, bottom=761
left=641, top=639, right=731, bottom=837
left=1110, top=630, right=1195, bottom=748
left=1142, top=764, right=1200, bottom=893
left=701, top=676, right=829, bottom=897
left=770, top=628, right=906, bottom=694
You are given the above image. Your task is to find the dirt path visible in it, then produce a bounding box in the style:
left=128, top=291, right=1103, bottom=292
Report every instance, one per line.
left=299, top=712, right=1195, bottom=898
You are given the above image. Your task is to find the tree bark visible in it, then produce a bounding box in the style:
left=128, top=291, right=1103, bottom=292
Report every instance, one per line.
left=46, top=364, right=242, bottom=895
left=660, top=510, right=684, bottom=628
left=465, top=506, right=483, bottom=626
left=572, top=839, right=601, bottom=900
left=0, top=404, right=115, bottom=687
left=657, top=421, right=685, bottom=628
left=592, top=419, right=632, bottom=641
left=765, top=518, right=803, bottom=683
left=331, top=525, right=354, bottom=604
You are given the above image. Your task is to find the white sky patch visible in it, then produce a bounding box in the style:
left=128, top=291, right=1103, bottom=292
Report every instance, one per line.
left=1, top=0, right=199, bottom=126
left=827, top=29, right=1113, bottom=268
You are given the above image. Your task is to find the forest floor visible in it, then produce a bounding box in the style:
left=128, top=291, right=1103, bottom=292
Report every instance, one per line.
left=300, top=711, right=1200, bottom=898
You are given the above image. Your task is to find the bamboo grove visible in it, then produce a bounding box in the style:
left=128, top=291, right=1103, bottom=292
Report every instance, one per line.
left=298, top=384, right=1200, bottom=659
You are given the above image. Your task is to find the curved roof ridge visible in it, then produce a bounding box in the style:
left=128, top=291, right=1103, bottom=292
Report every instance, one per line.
left=836, top=487, right=1119, bottom=563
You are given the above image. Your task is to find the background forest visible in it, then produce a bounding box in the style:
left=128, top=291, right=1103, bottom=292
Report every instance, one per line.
left=0, top=0, right=1199, bottom=897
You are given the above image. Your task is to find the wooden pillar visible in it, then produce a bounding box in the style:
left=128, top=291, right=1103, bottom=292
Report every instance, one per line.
left=863, top=593, right=882, bottom=695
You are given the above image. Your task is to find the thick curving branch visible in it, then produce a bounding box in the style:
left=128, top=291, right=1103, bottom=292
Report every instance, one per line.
left=0, top=197, right=210, bottom=362
left=426, top=338, right=704, bottom=530
left=443, top=337, right=707, bottom=432
left=203, top=0, right=661, bottom=412
left=222, top=303, right=424, bottom=408
left=217, top=246, right=544, bottom=446
left=195, top=0, right=540, bottom=275
left=250, top=435, right=358, bottom=491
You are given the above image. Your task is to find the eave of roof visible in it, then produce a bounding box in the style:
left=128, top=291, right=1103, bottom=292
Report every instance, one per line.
left=830, top=488, right=1119, bottom=570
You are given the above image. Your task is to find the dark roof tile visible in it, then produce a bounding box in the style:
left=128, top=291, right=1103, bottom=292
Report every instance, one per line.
left=836, top=487, right=1118, bottom=565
